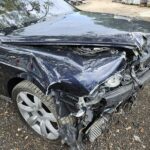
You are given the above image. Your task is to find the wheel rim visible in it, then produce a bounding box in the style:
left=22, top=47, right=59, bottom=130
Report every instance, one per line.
left=16, top=92, right=59, bottom=140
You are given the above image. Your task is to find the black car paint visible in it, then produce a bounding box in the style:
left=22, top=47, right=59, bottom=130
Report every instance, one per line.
left=0, top=42, right=125, bottom=97
left=11, top=11, right=150, bottom=36
left=0, top=1, right=150, bottom=149
left=0, top=9, right=149, bottom=98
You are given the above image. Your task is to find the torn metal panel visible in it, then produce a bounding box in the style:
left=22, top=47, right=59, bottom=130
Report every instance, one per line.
left=0, top=42, right=129, bottom=96
left=0, top=0, right=150, bottom=149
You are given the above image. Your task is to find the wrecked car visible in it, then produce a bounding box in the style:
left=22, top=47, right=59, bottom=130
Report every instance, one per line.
left=0, top=0, right=150, bottom=149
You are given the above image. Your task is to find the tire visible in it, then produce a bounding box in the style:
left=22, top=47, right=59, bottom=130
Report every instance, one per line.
left=12, top=80, right=59, bottom=140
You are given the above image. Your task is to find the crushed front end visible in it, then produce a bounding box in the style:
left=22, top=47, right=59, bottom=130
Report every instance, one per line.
left=1, top=33, right=150, bottom=149
left=48, top=33, right=150, bottom=149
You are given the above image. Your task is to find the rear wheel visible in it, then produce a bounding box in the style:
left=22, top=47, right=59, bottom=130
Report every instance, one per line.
left=12, top=80, right=59, bottom=140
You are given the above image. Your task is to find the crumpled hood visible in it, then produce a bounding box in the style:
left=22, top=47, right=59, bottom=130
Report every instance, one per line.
left=1, top=11, right=150, bottom=96
left=31, top=46, right=126, bottom=95
left=0, top=42, right=126, bottom=96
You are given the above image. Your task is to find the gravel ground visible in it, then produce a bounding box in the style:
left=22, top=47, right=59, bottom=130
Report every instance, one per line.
left=0, top=84, right=150, bottom=150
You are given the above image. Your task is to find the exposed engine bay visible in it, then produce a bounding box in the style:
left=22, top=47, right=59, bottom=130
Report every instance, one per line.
left=0, top=0, right=150, bottom=149
left=0, top=33, right=149, bottom=149
left=32, top=34, right=150, bottom=149
left=0, top=33, right=150, bottom=149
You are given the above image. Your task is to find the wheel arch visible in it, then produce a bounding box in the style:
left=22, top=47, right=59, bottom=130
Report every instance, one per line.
left=7, top=77, right=24, bottom=96
left=7, top=74, right=47, bottom=97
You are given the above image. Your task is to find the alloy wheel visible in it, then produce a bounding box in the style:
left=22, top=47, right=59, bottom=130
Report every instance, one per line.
left=16, top=92, right=59, bottom=140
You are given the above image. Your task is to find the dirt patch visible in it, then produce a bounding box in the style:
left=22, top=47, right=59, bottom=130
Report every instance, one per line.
left=0, top=84, right=150, bottom=150
left=78, top=0, right=150, bottom=21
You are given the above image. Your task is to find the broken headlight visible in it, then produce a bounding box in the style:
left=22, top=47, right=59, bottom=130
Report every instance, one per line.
left=104, top=73, right=122, bottom=88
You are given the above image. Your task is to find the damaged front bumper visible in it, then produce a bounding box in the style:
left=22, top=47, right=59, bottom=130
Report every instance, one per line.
left=104, top=68, right=150, bottom=107
left=3, top=32, right=149, bottom=149
left=86, top=67, right=150, bottom=141
left=58, top=65, right=150, bottom=149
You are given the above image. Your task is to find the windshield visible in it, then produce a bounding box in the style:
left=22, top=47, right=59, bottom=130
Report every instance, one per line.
left=0, top=0, right=74, bottom=34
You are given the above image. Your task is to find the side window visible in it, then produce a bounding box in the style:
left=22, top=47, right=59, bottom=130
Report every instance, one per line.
left=0, top=0, right=74, bottom=34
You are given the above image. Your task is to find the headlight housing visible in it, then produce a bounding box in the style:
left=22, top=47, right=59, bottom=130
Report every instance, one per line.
left=105, top=73, right=122, bottom=88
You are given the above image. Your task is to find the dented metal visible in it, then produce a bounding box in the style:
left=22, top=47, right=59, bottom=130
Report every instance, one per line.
left=0, top=0, right=150, bottom=149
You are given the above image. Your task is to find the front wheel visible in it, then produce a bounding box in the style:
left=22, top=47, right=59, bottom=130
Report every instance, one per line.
left=12, top=80, right=59, bottom=140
